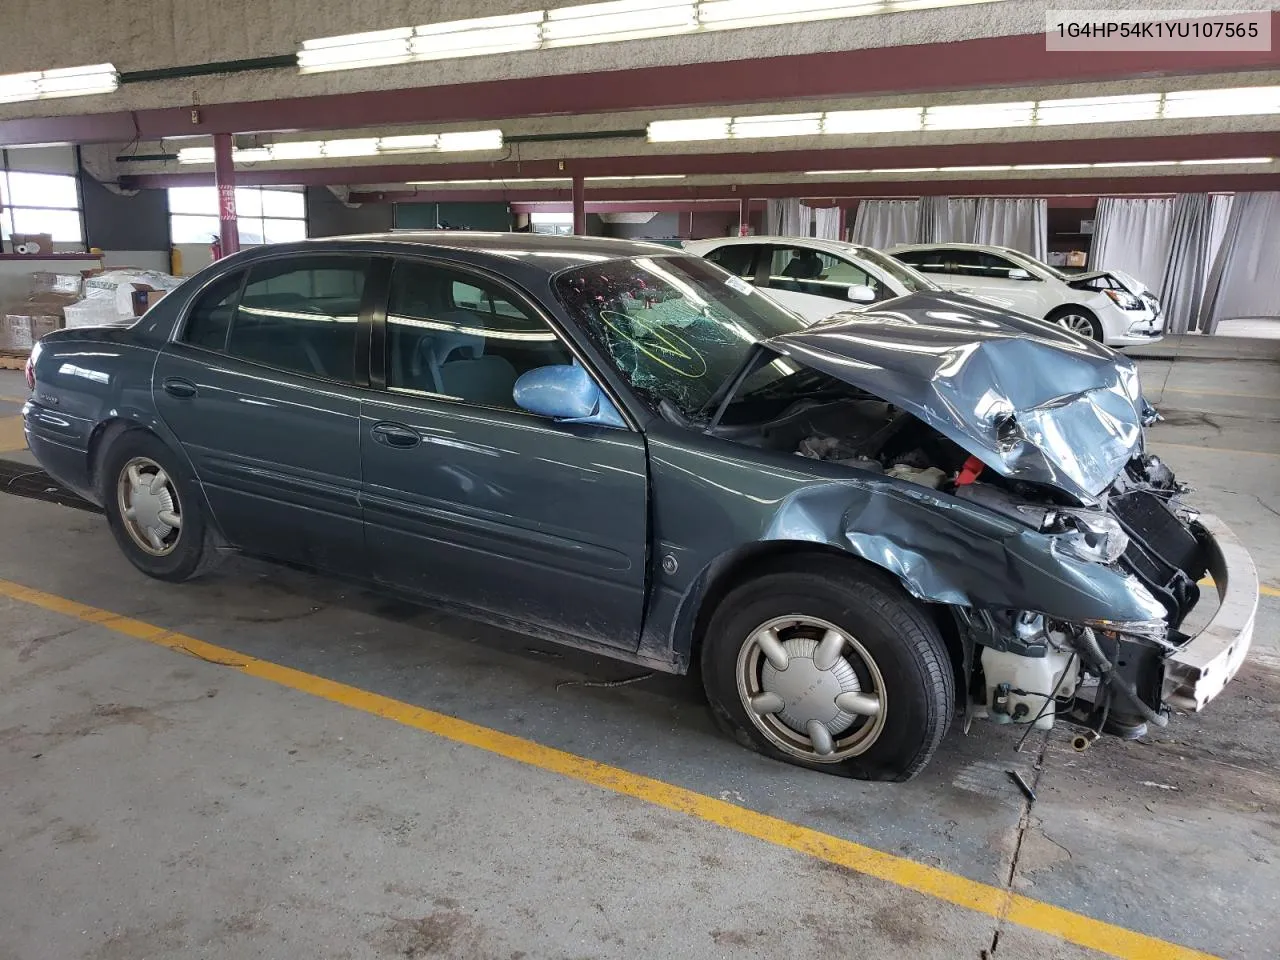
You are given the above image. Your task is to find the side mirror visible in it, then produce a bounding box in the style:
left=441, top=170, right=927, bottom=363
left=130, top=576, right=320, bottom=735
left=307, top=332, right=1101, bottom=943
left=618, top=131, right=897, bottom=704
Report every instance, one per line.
left=1007, top=268, right=1033, bottom=281
left=846, top=284, right=877, bottom=303
left=513, top=363, right=626, bottom=428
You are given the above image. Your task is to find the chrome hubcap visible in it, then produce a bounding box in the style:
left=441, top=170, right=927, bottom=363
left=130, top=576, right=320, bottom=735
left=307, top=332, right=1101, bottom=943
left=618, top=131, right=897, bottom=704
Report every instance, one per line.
left=117, top=457, right=182, bottom=557
left=736, top=615, right=887, bottom=762
left=1057, top=313, right=1096, bottom=337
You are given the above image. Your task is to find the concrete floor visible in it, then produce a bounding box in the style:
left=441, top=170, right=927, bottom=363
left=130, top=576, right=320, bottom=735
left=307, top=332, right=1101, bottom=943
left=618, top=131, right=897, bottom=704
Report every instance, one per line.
left=0, top=350, right=1277, bottom=960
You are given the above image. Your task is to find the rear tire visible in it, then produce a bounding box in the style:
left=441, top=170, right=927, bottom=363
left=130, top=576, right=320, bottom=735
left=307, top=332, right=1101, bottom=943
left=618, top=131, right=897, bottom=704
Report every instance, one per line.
left=102, top=430, right=219, bottom=582
left=1047, top=306, right=1103, bottom=342
left=701, top=561, right=955, bottom=781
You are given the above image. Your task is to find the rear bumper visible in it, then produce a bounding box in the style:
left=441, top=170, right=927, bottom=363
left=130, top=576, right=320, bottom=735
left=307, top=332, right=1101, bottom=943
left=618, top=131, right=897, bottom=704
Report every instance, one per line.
left=1162, top=513, right=1257, bottom=712
left=22, top=401, right=98, bottom=504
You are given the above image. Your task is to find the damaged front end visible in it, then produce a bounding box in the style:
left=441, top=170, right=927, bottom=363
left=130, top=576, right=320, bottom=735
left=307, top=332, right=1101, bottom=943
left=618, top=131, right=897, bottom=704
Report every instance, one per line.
left=712, top=296, right=1258, bottom=741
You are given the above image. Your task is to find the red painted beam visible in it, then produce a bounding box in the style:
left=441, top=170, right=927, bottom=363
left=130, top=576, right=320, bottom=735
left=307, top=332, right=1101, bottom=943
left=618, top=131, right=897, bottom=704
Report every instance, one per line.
left=4, top=18, right=1279, bottom=146
left=348, top=173, right=1280, bottom=205
left=121, top=132, right=1280, bottom=189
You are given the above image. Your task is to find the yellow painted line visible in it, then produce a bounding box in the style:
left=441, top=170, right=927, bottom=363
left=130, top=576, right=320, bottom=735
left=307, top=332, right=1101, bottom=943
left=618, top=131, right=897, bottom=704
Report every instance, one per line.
left=0, top=415, right=26, bottom=454
left=1153, top=441, right=1280, bottom=459
left=0, top=394, right=28, bottom=403
left=0, top=577, right=1217, bottom=960
left=1201, top=576, right=1280, bottom=599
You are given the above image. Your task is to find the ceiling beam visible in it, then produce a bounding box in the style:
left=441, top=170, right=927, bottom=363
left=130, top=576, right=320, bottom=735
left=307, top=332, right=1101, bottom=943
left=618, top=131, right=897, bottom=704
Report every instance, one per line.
left=346, top=173, right=1280, bottom=204
left=121, top=132, right=1280, bottom=189
left=4, top=17, right=1280, bottom=146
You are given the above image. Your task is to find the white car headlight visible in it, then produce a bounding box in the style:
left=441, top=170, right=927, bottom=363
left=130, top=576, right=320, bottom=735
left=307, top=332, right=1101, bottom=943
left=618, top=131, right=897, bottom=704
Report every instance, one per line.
left=1104, top=289, right=1145, bottom=311
left=1043, top=508, right=1130, bottom=564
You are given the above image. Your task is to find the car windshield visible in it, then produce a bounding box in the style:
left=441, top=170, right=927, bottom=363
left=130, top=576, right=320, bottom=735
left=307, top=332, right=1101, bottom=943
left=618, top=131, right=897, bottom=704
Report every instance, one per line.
left=553, top=254, right=806, bottom=417
left=998, top=247, right=1066, bottom=280
left=853, top=246, right=940, bottom=293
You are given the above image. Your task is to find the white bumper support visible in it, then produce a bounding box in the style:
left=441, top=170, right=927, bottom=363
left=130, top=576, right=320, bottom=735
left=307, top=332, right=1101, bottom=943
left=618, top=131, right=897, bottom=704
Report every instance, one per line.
left=1162, top=514, right=1258, bottom=712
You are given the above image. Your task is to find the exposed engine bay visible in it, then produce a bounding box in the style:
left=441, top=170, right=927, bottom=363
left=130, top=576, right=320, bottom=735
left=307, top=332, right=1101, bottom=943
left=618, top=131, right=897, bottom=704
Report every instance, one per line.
left=708, top=377, right=1223, bottom=742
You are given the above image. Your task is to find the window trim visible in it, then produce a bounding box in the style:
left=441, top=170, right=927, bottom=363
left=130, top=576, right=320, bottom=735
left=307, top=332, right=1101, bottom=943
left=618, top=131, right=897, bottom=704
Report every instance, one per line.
left=375, top=253, right=640, bottom=431
left=170, top=252, right=377, bottom=389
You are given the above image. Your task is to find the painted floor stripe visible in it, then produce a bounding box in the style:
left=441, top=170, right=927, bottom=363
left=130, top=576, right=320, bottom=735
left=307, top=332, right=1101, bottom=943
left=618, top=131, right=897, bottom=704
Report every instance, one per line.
left=0, top=416, right=26, bottom=454
left=1154, top=440, right=1280, bottom=459
left=1154, top=386, right=1280, bottom=402
left=0, top=576, right=1219, bottom=960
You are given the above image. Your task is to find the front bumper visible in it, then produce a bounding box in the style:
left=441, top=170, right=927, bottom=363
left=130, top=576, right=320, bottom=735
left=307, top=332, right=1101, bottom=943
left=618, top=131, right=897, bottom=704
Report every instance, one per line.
left=1162, top=513, right=1258, bottom=712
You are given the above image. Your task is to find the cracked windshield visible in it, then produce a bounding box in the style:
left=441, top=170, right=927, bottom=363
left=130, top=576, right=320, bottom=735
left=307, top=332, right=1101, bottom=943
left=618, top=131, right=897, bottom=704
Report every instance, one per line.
left=553, top=255, right=805, bottom=417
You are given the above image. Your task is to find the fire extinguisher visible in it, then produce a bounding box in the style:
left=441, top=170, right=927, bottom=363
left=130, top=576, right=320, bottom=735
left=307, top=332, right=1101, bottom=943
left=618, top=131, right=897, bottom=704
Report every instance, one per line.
left=210, top=235, right=223, bottom=262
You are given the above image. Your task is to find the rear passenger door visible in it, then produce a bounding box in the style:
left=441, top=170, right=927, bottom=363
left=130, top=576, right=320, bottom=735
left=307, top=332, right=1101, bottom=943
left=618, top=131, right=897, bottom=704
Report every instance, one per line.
left=360, top=257, right=649, bottom=650
left=153, top=255, right=375, bottom=574
left=759, top=244, right=872, bottom=323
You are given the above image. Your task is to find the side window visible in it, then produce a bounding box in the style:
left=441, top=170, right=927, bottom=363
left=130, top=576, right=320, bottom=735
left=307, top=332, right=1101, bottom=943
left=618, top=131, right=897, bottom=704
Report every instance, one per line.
left=895, top=250, right=948, bottom=276
left=181, top=270, right=244, bottom=351
left=704, top=244, right=755, bottom=278
left=386, top=260, right=574, bottom=410
left=767, top=247, right=884, bottom=303
left=225, top=256, right=367, bottom=383
left=975, top=251, right=1031, bottom=279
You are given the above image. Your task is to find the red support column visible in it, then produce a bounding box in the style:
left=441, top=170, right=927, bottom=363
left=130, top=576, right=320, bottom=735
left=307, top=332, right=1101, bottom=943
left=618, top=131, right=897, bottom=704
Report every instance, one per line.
left=213, top=133, right=240, bottom=257
left=572, top=175, right=586, bottom=235
left=738, top=196, right=751, bottom=236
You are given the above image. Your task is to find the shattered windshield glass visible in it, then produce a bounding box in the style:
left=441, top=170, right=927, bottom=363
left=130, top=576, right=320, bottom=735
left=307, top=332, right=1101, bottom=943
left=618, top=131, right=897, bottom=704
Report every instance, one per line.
left=553, top=255, right=806, bottom=416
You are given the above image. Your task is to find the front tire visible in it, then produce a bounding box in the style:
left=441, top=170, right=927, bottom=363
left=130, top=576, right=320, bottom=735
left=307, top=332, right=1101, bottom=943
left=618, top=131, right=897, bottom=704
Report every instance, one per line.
left=1047, top=306, right=1103, bottom=342
left=701, top=562, right=955, bottom=781
left=102, top=430, right=218, bottom=582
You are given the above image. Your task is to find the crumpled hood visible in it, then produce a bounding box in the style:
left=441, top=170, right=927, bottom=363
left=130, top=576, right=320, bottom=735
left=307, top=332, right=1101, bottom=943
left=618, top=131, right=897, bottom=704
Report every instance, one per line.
left=764, top=292, right=1146, bottom=501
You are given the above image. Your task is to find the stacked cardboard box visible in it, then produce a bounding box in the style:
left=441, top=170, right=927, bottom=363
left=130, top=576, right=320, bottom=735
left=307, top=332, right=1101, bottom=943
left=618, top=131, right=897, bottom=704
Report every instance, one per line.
left=0, top=272, right=81, bottom=352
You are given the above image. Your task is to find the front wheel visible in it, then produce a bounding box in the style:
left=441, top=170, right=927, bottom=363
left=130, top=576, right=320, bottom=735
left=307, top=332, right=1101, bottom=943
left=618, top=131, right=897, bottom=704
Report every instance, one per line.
left=701, top=563, right=955, bottom=781
left=1047, top=306, right=1103, bottom=342
left=102, top=430, right=219, bottom=582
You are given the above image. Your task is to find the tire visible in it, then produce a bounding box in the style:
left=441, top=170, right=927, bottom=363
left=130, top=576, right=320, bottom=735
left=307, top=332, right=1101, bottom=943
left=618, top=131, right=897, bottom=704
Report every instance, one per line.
left=1047, top=306, right=1103, bottom=342
left=101, top=429, right=220, bottom=582
left=701, top=561, right=955, bottom=782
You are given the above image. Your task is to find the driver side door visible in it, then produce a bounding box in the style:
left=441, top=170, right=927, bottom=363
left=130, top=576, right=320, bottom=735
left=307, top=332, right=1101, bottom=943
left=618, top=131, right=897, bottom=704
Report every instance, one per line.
left=359, top=257, right=649, bottom=651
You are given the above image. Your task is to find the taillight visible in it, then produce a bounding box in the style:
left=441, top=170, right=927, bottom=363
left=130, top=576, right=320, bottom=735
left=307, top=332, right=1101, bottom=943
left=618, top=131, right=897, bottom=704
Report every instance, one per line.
left=24, top=355, right=35, bottom=392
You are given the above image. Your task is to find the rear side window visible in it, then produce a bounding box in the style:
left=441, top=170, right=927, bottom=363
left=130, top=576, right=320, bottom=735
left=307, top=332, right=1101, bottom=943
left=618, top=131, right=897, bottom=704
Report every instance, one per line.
left=894, top=250, right=948, bottom=275
left=704, top=244, right=756, bottom=278
left=182, top=270, right=244, bottom=350
left=225, top=256, right=368, bottom=383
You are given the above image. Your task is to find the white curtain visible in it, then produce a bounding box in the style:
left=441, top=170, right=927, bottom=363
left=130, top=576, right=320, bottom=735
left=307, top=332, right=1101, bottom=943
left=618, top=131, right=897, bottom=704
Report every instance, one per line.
left=973, top=198, right=1048, bottom=260
left=1091, top=198, right=1176, bottom=290
left=1206, top=194, right=1234, bottom=284
left=767, top=199, right=809, bottom=237
left=1199, top=192, right=1280, bottom=334
left=812, top=205, right=841, bottom=240
left=1155, top=195, right=1212, bottom=335
left=852, top=199, right=920, bottom=248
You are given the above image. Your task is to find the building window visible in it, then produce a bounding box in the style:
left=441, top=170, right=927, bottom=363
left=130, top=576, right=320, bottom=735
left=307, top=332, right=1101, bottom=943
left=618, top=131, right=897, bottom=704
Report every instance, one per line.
left=0, top=165, right=84, bottom=247
left=530, top=211, right=573, bottom=236
left=168, top=186, right=308, bottom=246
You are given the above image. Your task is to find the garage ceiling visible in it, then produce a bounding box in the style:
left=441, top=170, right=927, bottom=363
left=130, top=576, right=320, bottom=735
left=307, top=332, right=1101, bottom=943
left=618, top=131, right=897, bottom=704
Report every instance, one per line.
left=3, top=0, right=1279, bottom=201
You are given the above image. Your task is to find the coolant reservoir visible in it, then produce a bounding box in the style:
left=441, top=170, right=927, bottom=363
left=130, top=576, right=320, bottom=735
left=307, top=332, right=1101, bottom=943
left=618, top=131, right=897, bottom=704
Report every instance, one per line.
left=981, top=647, right=1078, bottom=730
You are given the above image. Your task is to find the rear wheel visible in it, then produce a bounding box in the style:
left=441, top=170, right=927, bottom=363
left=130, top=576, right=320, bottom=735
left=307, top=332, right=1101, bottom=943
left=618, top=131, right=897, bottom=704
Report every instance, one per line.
left=701, top=562, right=955, bottom=781
left=102, top=431, right=219, bottom=582
left=1047, top=306, right=1103, bottom=341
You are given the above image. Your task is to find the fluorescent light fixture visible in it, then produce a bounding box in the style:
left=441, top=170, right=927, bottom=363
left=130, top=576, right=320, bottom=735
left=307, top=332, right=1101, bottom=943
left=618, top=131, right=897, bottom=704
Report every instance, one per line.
left=730, top=112, right=823, bottom=138
left=924, top=102, right=1034, bottom=130
left=407, top=177, right=567, bottom=186
left=1013, top=163, right=1089, bottom=171
left=1036, top=93, right=1160, bottom=126
left=698, top=0, right=886, bottom=30
left=0, top=62, right=118, bottom=103
left=322, top=138, right=381, bottom=157
left=1091, top=160, right=1179, bottom=169
left=543, top=0, right=697, bottom=46
left=1178, top=156, right=1272, bottom=165
left=1162, top=85, right=1280, bottom=119
left=823, top=107, right=923, bottom=134
left=411, top=13, right=543, bottom=60
left=588, top=174, right=686, bottom=181
left=298, top=28, right=413, bottom=72
left=270, top=140, right=326, bottom=160
left=869, top=166, right=938, bottom=173
left=298, top=0, right=1011, bottom=72
left=177, top=147, right=216, bottom=164
left=233, top=147, right=273, bottom=163
left=801, top=158, right=1269, bottom=178
left=647, top=117, right=731, bottom=141
left=436, top=129, right=504, bottom=151
left=378, top=134, right=442, bottom=152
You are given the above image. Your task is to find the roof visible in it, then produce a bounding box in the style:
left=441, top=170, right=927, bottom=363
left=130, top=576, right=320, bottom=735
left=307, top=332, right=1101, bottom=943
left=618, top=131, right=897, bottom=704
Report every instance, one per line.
left=889, top=242, right=1016, bottom=253
left=684, top=235, right=877, bottom=258
left=223, top=231, right=683, bottom=277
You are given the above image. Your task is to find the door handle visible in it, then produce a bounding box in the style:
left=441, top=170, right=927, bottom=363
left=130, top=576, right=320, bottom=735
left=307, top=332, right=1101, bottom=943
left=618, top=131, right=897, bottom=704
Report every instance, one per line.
left=371, top=422, right=421, bottom=449
left=162, top=377, right=197, bottom=398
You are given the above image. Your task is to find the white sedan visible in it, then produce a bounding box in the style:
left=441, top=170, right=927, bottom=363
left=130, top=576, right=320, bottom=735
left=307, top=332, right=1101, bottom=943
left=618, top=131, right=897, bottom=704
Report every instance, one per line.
left=888, top=242, right=1164, bottom=346
left=682, top=236, right=962, bottom=325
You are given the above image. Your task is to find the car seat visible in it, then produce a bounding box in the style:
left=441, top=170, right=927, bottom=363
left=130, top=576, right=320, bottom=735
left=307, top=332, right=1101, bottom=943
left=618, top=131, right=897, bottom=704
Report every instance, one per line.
left=413, top=323, right=518, bottom=407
